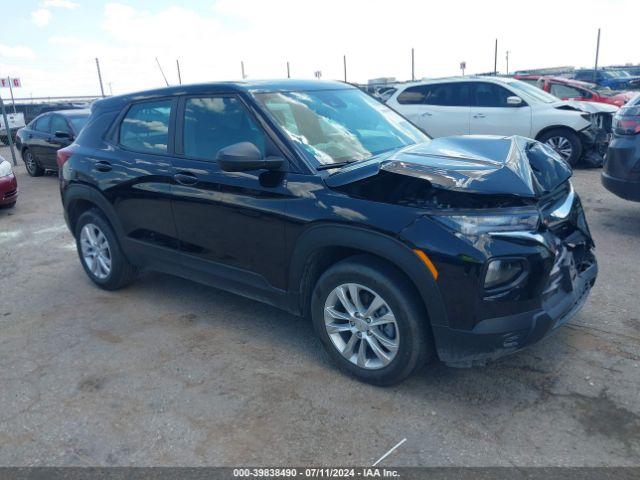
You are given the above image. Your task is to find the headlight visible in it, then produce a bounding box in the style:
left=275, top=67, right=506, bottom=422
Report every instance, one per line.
left=431, top=209, right=540, bottom=236
left=0, top=160, right=13, bottom=177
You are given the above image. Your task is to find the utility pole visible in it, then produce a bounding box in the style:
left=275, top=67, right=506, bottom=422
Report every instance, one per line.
left=286, top=61, right=290, bottom=79
left=241, top=61, right=246, bottom=79
left=594, top=28, right=601, bottom=83
left=6, top=77, right=16, bottom=113
left=176, top=59, right=182, bottom=85
left=343, top=55, right=347, bottom=82
left=155, top=57, right=169, bottom=86
left=411, top=48, right=415, bottom=81
left=108, top=82, right=113, bottom=96
left=506, top=50, right=510, bottom=75
left=494, top=39, right=498, bottom=75
left=0, top=96, right=18, bottom=166
left=95, top=58, right=105, bottom=97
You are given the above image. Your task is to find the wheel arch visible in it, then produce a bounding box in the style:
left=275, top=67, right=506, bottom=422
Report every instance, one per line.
left=289, top=224, right=448, bottom=327
left=63, top=184, right=125, bottom=241
left=534, top=124, right=579, bottom=141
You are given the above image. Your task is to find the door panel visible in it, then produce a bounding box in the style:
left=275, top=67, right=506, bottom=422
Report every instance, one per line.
left=392, top=82, right=470, bottom=138
left=469, top=82, right=532, bottom=137
left=170, top=95, right=290, bottom=290
left=106, top=99, right=180, bottom=252
left=44, top=115, right=73, bottom=167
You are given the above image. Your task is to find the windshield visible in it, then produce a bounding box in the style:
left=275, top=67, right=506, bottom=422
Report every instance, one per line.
left=604, top=70, right=631, bottom=79
left=68, top=115, right=89, bottom=133
left=504, top=79, right=558, bottom=103
left=254, top=89, right=428, bottom=166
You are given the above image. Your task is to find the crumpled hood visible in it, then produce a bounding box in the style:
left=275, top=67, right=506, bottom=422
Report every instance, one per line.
left=326, top=136, right=572, bottom=198
left=555, top=100, right=618, bottom=114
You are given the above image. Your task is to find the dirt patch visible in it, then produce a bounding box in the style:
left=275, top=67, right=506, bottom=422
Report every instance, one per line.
left=571, top=389, right=640, bottom=452
left=78, top=375, right=108, bottom=393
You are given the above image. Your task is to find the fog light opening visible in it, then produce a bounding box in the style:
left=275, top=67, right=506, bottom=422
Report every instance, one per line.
left=484, top=259, right=525, bottom=290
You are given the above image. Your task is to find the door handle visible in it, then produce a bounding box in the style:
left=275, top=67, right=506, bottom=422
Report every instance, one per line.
left=473, top=113, right=486, bottom=119
left=95, top=161, right=112, bottom=172
left=174, top=173, right=199, bottom=186
left=420, top=111, right=433, bottom=117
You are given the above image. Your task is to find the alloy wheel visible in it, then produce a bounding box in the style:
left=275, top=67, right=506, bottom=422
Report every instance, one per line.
left=25, top=151, right=36, bottom=174
left=323, top=283, right=399, bottom=370
left=80, top=223, right=112, bottom=279
left=545, top=136, right=573, bottom=161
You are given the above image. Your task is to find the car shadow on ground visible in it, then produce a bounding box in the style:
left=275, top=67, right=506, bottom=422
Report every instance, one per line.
left=121, top=269, right=572, bottom=403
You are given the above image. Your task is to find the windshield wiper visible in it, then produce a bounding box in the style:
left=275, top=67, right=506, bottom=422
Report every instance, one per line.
left=316, top=161, right=355, bottom=171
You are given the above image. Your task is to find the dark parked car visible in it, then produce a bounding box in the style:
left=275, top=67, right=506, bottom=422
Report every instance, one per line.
left=0, top=155, right=18, bottom=208
left=572, top=69, right=640, bottom=90
left=602, top=94, right=640, bottom=201
left=59, top=80, right=597, bottom=385
left=15, top=109, right=90, bottom=176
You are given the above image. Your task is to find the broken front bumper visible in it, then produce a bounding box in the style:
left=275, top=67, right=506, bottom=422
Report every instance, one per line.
left=433, top=251, right=597, bottom=368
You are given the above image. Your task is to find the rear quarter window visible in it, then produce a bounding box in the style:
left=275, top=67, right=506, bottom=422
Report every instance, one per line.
left=119, top=100, right=172, bottom=154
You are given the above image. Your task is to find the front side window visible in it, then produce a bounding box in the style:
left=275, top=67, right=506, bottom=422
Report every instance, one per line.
left=119, top=100, right=172, bottom=154
left=50, top=115, right=71, bottom=134
left=550, top=84, right=583, bottom=99
left=68, top=115, right=89, bottom=134
left=254, top=88, right=428, bottom=166
left=183, top=96, right=266, bottom=160
left=472, top=83, right=513, bottom=107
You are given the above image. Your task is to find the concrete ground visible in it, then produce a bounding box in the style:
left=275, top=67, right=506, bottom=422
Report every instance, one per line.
left=0, top=145, right=638, bottom=467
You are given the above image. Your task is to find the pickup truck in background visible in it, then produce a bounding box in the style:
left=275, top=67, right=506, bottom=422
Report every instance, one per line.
left=0, top=111, right=26, bottom=145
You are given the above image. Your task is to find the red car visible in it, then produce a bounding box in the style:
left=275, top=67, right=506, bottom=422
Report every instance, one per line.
left=514, top=75, right=634, bottom=107
left=0, top=155, right=18, bottom=208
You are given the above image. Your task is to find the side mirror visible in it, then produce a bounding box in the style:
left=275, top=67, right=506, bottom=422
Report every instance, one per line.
left=507, top=96, right=523, bottom=106
left=216, top=142, right=283, bottom=172
left=54, top=131, right=73, bottom=139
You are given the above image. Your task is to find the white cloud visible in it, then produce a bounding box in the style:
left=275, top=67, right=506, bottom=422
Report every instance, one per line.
left=43, top=0, right=79, bottom=8
left=9, top=0, right=640, bottom=97
left=0, top=44, right=37, bottom=60
left=31, top=8, right=52, bottom=26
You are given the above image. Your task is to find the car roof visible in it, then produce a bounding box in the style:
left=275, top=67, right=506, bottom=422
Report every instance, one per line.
left=55, top=108, right=91, bottom=116
left=94, top=79, right=354, bottom=110
left=395, top=76, right=520, bottom=88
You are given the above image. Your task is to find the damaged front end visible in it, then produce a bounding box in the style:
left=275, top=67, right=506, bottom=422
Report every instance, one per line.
left=557, top=101, right=617, bottom=167
left=327, top=135, right=598, bottom=367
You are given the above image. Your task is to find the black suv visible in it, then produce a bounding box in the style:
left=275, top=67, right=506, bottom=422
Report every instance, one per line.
left=59, top=80, right=597, bottom=385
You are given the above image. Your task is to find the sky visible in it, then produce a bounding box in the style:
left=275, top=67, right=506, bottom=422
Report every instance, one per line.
left=0, top=0, right=638, bottom=99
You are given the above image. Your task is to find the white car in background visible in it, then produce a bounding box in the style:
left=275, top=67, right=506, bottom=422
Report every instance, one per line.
left=386, top=76, right=616, bottom=166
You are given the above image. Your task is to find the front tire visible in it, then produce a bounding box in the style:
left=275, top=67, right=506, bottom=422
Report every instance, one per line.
left=23, top=149, right=44, bottom=177
left=538, top=128, right=582, bottom=167
left=75, top=209, right=137, bottom=290
left=311, top=255, right=432, bottom=386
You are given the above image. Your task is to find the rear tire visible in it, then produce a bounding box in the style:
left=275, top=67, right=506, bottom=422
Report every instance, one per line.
left=75, top=209, right=138, bottom=290
left=538, top=128, right=582, bottom=167
left=23, top=149, right=44, bottom=177
left=311, top=255, right=432, bottom=386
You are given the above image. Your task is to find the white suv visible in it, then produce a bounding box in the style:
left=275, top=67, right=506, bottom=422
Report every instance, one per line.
left=386, top=76, right=608, bottom=166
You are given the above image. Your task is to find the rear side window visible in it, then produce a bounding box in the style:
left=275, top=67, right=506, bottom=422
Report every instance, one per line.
left=396, top=85, right=430, bottom=105
left=119, top=100, right=172, bottom=154
left=182, top=96, right=266, bottom=160
left=472, top=83, right=513, bottom=107
left=397, top=83, right=469, bottom=106
left=33, top=115, right=50, bottom=132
